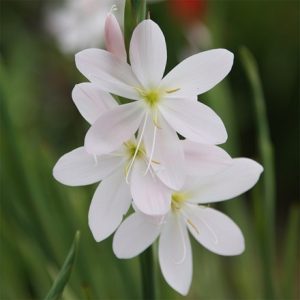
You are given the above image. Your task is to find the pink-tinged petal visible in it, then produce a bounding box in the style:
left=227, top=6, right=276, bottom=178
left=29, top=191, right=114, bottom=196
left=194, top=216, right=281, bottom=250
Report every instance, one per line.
left=53, top=147, right=123, bottom=186
left=130, top=159, right=172, bottom=216
left=188, top=158, right=264, bottom=204
left=184, top=204, right=245, bottom=256
left=143, top=116, right=186, bottom=190
left=88, top=170, right=131, bottom=242
left=72, top=83, right=118, bottom=124
left=85, top=102, right=144, bottom=155
left=161, top=49, right=234, bottom=97
left=113, top=212, right=162, bottom=259
left=159, top=98, right=227, bottom=144
left=105, top=13, right=127, bottom=62
left=182, top=140, right=232, bottom=178
left=75, top=48, right=140, bottom=99
left=130, top=20, right=167, bottom=88
left=159, top=213, right=192, bottom=296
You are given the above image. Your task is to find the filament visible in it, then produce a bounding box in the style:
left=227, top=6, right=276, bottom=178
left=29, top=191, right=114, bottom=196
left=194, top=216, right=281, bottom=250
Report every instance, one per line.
left=144, top=124, right=157, bottom=175
left=125, top=113, right=148, bottom=184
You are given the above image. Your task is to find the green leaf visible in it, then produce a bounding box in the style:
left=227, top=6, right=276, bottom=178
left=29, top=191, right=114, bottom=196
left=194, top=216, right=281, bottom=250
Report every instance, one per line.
left=240, top=47, right=276, bottom=299
left=282, top=206, right=300, bottom=299
left=45, top=231, right=80, bottom=300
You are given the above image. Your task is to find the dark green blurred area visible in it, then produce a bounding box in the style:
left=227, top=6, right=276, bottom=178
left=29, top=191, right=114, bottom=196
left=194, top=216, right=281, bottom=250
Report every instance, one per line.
left=1, top=0, right=299, bottom=299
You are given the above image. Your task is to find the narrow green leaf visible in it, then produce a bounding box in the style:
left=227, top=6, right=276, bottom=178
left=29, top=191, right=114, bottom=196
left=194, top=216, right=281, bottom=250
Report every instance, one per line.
left=240, top=47, right=276, bottom=299
left=45, top=231, right=80, bottom=300
left=282, top=206, right=300, bottom=299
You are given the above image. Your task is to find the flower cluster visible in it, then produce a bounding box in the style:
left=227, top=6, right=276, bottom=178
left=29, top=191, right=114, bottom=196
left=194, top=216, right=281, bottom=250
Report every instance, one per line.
left=53, top=13, right=263, bottom=295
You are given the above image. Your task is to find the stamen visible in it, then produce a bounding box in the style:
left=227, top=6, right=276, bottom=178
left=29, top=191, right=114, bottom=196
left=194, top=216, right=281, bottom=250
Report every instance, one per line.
left=110, top=4, right=118, bottom=13
left=125, top=113, right=148, bottom=184
left=187, top=219, right=200, bottom=234
left=135, top=87, right=145, bottom=96
left=151, top=160, right=160, bottom=165
left=180, top=208, right=201, bottom=236
left=166, top=88, right=180, bottom=94
left=144, top=124, right=157, bottom=175
left=183, top=207, right=217, bottom=244
left=152, top=109, right=161, bottom=129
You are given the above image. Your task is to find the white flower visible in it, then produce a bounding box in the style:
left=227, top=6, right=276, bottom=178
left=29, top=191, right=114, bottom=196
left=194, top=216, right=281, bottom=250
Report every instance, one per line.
left=45, top=0, right=125, bottom=53
left=75, top=19, right=233, bottom=190
left=54, top=82, right=175, bottom=237
left=113, top=155, right=263, bottom=295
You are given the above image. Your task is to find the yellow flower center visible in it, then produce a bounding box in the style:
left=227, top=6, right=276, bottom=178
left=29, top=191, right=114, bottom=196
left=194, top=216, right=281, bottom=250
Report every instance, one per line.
left=171, top=192, right=188, bottom=211
left=136, top=87, right=181, bottom=110
left=144, top=90, right=160, bottom=107
left=137, top=88, right=162, bottom=108
left=124, top=141, right=145, bottom=160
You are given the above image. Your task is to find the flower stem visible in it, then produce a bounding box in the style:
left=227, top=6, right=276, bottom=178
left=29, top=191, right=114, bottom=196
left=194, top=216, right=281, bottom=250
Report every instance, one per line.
left=140, top=246, right=156, bottom=300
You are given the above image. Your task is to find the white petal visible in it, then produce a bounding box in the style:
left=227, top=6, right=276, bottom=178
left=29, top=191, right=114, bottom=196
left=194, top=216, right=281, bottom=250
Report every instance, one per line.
left=161, top=49, right=234, bottom=97
left=53, top=147, right=123, bottom=186
left=159, top=213, right=192, bottom=296
left=188, top=158, right=264, bottom=204
left=159, top=98, right=227, bottom=144
left=184, top=205, right=245, bottom=255
left=72, top=83, right=118, bottom=124
left=105, top=13, right=127, bottom=62
left=129, top=20, right=167, bottom=88
left=130, top=159, right=172, bottom=216
left=113, top=212, right=162, bottom=259
left=143, top=116, right=185, bottom=190
left=85, top=102, right=144, bottom=155
left=182, top=140, right=232, bottom=178
left=75, top=48, right=140, bottom=99
left=88, top=170, right=131, bottom=242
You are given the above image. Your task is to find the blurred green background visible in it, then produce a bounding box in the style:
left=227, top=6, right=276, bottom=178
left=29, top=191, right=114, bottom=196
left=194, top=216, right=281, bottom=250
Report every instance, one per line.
left=1, top=0, right=299, bottom=299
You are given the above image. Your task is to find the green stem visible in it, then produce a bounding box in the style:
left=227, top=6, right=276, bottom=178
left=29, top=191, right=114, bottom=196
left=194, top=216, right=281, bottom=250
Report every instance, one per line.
left=140, top=246, right=155, bottom=300
left=124, top=0, right=146, bottom=53
left=240, top=47, right=276, bottom=299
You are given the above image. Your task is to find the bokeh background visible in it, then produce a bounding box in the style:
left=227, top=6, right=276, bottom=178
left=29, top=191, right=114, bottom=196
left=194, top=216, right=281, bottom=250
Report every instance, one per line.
left=1, top=0, right=299, bottom=299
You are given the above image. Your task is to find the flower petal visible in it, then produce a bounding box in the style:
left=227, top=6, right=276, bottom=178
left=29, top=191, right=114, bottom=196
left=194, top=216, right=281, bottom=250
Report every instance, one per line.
left=75, top=48, right=140, bottom=99
left=72, top=83, right=118, bottom=124
left=130, top=20, right=167, bottom=88
left=53, top=147, right=123, bottom=186
left=161, top=49, right=234, bottom=97
left=130, top=159, right=172, bottom=216
left=105, top=13, right=127, bottom=62
left=182, top=140, right=232, bottom=178
left=143, top=116, right=186, bottom=190
left=85, top=102, right=144, bottom=155
left=159, top=98, right=227, bottom=144
left=159, top=213, right=192, bottom=296
left=184, top=205, right=245, bottom=255
left=88, top=170, right=131, bottom=242
left=188, top=158, right=264, bottom=204
left=113, top=212, right=162, bottom=259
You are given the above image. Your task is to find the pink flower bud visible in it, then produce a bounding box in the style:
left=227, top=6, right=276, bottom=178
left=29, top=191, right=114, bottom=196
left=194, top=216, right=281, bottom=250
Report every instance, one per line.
left=105, top=13, right=127, bottom=62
